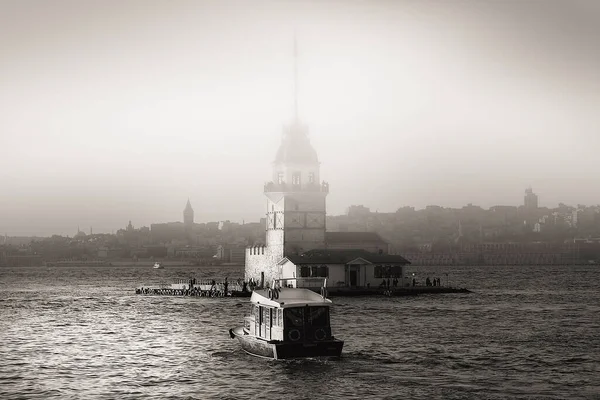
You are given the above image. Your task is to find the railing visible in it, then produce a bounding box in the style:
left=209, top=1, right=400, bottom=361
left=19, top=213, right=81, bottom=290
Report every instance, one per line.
left=264, top=181, right=329, bottom=193
left=282, top=277, right=327, bottom=288
left=166, top=278, right=245, bottom=291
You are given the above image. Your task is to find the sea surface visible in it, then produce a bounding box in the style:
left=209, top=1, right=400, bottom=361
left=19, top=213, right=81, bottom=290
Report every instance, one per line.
left=1, top=264, right=599, bottom=399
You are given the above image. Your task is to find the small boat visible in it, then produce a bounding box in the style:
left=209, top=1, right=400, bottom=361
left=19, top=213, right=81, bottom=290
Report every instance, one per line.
left=229, top=280, right=344, bottom=360
left=153, top=262, right=164, bottom=269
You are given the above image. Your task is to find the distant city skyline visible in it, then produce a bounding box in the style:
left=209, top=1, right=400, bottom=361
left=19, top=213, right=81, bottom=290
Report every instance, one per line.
left=1, top=0, right=598, bottom=237
left=3, top=189, right=599, bottom=237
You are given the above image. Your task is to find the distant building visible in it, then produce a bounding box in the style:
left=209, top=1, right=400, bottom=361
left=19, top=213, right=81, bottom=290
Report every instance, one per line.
left=151, top=222, right=186, bottom=243
left=524, top=187, right=538, bottom=210
left=183, top=199, right=194, bottom=230
left=324, top=232, right=389, bottom=254
left=215, top=244, right=246, bottom=264
left=73, top=227, right=87, bottom=240
left=347, top=205, right=371, bottom=218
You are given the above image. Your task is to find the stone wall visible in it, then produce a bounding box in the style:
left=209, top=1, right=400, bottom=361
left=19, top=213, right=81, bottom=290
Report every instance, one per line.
left=244, top=245, right=283, bottom=286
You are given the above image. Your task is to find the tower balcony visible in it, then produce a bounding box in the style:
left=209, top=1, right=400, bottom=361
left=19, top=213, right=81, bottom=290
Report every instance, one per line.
left=264, top=181, right=329, bottom=194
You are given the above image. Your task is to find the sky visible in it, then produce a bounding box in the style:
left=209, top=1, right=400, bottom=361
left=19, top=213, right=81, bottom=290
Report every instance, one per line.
left=1, top=0, right=599, bottom=236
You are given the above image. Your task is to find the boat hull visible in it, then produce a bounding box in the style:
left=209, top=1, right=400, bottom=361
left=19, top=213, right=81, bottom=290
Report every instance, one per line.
left=229, top=327, right=343, bottom=360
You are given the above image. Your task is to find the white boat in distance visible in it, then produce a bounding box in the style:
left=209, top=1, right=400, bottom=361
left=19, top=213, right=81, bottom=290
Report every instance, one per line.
left=229, top=279, right=344, bottom=360
left=153, top=262, right=164, bottom=269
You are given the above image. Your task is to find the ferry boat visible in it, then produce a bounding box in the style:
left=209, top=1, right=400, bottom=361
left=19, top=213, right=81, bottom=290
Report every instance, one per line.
left=153, top=262, right=164, bottom=269
left=229, top=280, right=344, bottom=359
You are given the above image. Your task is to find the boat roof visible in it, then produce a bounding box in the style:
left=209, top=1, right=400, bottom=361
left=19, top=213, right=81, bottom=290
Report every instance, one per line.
left=250, top=288, right=332, bottom=308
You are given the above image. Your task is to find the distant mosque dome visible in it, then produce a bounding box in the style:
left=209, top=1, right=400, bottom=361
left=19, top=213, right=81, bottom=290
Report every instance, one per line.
left=274, top=123, right=319, bottom=165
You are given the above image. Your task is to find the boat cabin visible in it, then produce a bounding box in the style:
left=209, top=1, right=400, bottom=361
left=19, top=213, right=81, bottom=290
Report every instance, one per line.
left=244, top=288, right=334, bottom=343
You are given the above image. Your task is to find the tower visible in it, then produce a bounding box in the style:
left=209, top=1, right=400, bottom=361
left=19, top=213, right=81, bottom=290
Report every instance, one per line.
left=524, top=187, right=538, bottom=210
left=265, top=36, right=328, bottom=257
left=265, top=120, right=328, bottom=258
left=183, top=199, right=194, bottom=228
left=245, top=38, right=329, bottom=284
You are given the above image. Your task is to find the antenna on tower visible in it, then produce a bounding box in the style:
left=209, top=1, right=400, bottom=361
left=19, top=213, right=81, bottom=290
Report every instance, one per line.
left=293, top=32, right=298, bottom=122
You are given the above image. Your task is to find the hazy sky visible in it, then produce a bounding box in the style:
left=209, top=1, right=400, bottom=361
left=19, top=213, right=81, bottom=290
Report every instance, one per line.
left=1, top=0, right=599, bottom=236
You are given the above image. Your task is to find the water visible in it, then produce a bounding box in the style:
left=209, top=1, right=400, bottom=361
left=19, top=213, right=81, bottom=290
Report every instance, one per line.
left=1, top=264, right=599, bottom=399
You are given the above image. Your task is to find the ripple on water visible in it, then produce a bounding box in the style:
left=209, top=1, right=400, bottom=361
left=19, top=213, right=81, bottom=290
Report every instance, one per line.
left=0, top=265, right=599, bottom=399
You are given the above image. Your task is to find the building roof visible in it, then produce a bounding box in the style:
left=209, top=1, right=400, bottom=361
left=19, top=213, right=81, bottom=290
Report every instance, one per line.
left=274, top=123, right=319, bottom=165
left=325, top=231, right=388, bottom=245
left=251, top=287, right=331, bottom=308
left=285, top=249, right=411, bottom=265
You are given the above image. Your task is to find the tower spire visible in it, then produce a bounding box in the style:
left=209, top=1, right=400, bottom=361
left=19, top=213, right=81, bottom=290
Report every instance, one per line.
left=294, top=33, right=298, bottom=122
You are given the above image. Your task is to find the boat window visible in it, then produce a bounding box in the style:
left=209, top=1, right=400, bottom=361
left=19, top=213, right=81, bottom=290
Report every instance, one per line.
left=278, top=309, right=283, bottom=327
left=308, top=307, right=329, bottom=327
left=253, top=305, right=259, bottom=317
left=284, top=308, right=304, bottom=327
left=271, top=309, right=280, bottom=327
left=261, top=307, right=269, bottom=325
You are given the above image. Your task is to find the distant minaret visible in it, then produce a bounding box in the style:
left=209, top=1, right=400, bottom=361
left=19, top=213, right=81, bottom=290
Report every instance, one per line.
left=90, top=227, right=93, bottom=236
left=183, top=199, right=194, bottom=230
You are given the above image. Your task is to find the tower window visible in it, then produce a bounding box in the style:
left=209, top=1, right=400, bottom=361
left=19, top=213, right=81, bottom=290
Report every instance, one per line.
left=292, top=172, right=301, bottom=186
left=277, top=172, right=284, bottom=185
left=308, top=172, right=315, bottom=184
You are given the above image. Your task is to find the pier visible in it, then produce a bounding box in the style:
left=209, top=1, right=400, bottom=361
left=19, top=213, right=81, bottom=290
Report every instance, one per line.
left=136, top=278, right=250, bottom=297
left=135, top=277, right=469, bottom=298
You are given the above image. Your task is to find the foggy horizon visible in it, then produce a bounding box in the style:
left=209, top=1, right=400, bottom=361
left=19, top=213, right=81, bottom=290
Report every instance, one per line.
left=1, top=0, right=599, bottom=237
